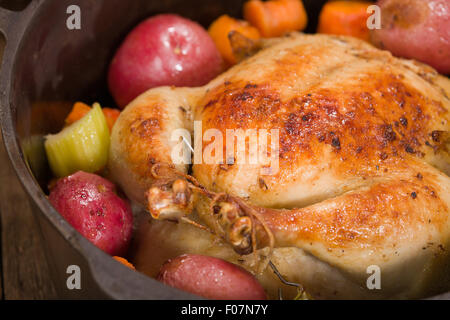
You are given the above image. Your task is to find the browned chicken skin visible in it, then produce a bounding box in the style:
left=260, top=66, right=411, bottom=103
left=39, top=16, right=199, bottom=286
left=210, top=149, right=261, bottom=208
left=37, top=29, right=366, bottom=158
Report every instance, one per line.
left=109, top=33, right=450, bottom=299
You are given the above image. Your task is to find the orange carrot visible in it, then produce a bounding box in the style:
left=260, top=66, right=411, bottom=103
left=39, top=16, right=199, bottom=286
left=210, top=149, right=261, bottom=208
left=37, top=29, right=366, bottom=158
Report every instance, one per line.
left=113, top=256, right=136, bottom=270
left=208, top=15, right=261, bottom=66
left=317, top=1, right=372, bottom=41
left=65, top=102, right=120, bottom=132
left=64, top=102, right=91, bottom=126
left=102, top=108, right=121, bottom=132
left=243, top=0, right=308, bottom=38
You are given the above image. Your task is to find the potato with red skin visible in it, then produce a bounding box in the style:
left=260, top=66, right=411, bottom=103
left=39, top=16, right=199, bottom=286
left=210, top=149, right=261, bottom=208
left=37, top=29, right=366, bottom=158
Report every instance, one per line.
left=49, top=171, right=133, bottom=256
left=108, top=14, right=223, bottom=109
left=370, top=0, right=450, bottom=74
left=157, top=254, right=267, bottom=300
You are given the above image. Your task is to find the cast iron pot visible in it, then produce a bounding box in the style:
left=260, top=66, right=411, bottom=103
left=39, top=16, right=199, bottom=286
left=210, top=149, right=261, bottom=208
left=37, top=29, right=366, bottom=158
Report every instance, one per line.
left=0, top=0, right=448, bottom=299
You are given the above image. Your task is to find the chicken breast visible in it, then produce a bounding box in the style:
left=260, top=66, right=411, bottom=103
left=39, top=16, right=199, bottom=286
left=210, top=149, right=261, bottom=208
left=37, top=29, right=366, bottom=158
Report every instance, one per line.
left=109, top=33, right=450, bottom=299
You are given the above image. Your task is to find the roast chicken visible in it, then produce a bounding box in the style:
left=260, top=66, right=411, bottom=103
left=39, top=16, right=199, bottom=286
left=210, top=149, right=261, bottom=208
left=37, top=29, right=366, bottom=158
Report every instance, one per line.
left=109, top=33, right=450, bottom=299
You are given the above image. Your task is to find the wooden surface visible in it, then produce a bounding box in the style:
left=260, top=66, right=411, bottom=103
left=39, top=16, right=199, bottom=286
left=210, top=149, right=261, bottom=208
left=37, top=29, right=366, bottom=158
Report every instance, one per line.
left=0, top=30, right=58, bottom=300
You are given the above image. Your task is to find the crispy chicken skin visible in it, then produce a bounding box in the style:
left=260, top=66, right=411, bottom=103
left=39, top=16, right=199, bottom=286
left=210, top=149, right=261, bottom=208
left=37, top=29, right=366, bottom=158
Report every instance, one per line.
left=109, top=33, right=450, bottom=299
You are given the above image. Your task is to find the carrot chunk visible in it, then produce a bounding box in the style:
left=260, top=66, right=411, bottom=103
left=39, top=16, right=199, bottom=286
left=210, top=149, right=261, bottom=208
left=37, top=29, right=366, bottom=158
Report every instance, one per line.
left=65, top=102, right=120, bottom=132
left=113, top=256, right=136, bottom=270
left=208, top=15, right=261, bottom=66
left=102, top=108, right=121, bottom=132
left=64, top=102, right=91, bottom=126
left=243, top=0, right=308, bottom=38
left=317, top=1, right=372, bottom=41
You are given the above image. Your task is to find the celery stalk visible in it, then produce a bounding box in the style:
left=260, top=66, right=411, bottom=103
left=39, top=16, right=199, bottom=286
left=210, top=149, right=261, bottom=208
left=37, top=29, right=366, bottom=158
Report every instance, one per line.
left=45, top=103, right=110, bottom=177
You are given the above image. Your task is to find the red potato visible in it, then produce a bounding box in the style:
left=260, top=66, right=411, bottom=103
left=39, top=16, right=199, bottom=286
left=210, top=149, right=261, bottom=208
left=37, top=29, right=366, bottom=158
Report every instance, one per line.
left=49, top=171, right=133, bottom=256
left=157, top=254, right=267, bottom=300
left=108, top=14, right=223, bottom=108
left=371, top=0, right=450, bottom=74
